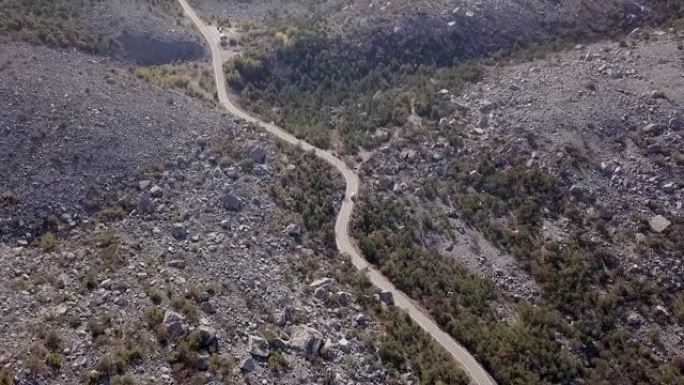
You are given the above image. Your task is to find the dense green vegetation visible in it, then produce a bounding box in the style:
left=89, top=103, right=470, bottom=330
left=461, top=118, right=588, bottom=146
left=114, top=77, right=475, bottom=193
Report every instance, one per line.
left=225, top=26, right=482, bottom=151
left=447, top=156, right=683, bottom=384
left=354, top=154, right=684, bottom=384
left=356, top=194, right=579, bottom=385
left=270, top=148, right=339, bottom=253
left=0, top=0, right=104, bottom=50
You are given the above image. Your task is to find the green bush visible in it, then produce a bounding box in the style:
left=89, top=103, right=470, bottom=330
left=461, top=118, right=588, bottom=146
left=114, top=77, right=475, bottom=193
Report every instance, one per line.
left=226, top=29, right=482, bottom=152
left=45, top=352, right=63, bottom=370
left=37, top=232, right=58, bottom=252
left=354, top=150, right=683, bottom=384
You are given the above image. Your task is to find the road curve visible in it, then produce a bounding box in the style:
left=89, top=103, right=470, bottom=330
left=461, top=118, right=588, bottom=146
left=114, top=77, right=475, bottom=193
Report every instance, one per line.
left=176, top=1, right=496, bottom=384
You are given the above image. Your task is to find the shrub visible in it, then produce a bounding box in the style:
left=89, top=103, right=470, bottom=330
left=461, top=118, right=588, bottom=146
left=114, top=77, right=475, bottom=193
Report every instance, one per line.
left=0, top=367, right=13, bottom=385
left=96, top=205, right=126, bottom=222
left=45, top=330, right=62, bottom=352
left=143, top=306, right=165, bottom=329
left=110, top=375, right=136, bottom=385
left=0, top=193, right=19, bottom=207
left=171, top=297, right=199, bottom=324
left=267, top=352, right=289, bottom=371
left=87, top=314, right=112, bottom=338
left=45, top=352, right=64, bottom=370
left=0, top=0, right=104, bottom=51
left=37, top=232, right=58, bottom=253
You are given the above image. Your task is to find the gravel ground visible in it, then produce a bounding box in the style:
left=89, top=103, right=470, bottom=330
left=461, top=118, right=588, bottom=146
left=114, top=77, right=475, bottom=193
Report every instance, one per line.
left=0, top=42, right=218, bottom=240
left=87, top=0, right=207, bottom=64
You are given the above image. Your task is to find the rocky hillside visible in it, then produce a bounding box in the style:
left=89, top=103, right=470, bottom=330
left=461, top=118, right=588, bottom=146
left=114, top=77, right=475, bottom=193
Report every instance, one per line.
left=355, top=28, right=684, bottom=385
left=210, top=0, right=684, bottom=384
left=0, top=111, right=413, bottom=384
left=0, top=3, right=477, bottom=385
left=0, top=0, right=205, bottom=64
left=218, top=0, right=682, bottom=151
left=0, top=42, right=214, bottom=240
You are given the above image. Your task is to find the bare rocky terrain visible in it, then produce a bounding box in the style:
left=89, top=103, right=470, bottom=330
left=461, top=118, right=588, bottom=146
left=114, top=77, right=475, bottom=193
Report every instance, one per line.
left=0, top=110, right=398, bottom=384
left=0, top=2, right=448, bottom=385
left=0, top=42, right=215, bottom=240
left=86, top=0, right=207, bottom=65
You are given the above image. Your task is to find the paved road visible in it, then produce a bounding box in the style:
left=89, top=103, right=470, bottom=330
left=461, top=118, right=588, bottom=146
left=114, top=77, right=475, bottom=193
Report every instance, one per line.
left=176, top=1, right=497, bottom=384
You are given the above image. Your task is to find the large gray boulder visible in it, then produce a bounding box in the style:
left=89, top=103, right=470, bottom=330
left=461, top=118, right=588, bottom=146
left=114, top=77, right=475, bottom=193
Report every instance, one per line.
left=649, top=215, right=671, bottom=233
left=239, top=356, right=255, bottom=372
left=221, top=192, right=242, bottom=211
left=378, top=290, right=394, bottom=305
left=138, top=192, right=154, bottom=215
left=150, top=185, right=163, bottom=198
left=248, top=145, right=267, bottom=164
left=163, top=310, right=187, bottom=335
left=288, top=325, right=324, bottom=359
left=248, top=335, right=270, bottom=358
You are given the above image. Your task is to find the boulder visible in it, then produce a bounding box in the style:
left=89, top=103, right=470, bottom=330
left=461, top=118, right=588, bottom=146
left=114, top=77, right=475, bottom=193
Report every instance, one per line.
left=626, top=311, right=641, bottom=326
left=150, top=185, right=163, bottom=198
left=239, top=356, right=255, bottom=372
left=309, top=277, right=334, bottom=289
left=649, top=215, right=671, bottom=233
left=354, top=313, right=371, bottom=327
left=569, top=185, right=594, bottom=203
left=641, top=123, right=667, bottom=135
left=320, top=339, right=335, bottom=358
left=195, top=354, right=209, bottom=371
left=669, top=117, right=683, bottom=131
left=171, top=223, right=188, bottom=240
left=662, top=182, right=677, bottom=193
left=337, top=337, right=351, bottom=353
left=288, top=325, right=324, bottom=359
left=278, top=306, right=296, bottom=326
left=221, top=192, right=242, bottom=211
left=248, top=335, right=270, bottom=358
left=200, top=301, right=216, bottom=314
left=336, top=291, right=352, bottom=307
left=194, top=326, right=219, bottom=353
left=650, top=90, right=666, bottom=99
left=646, top=143, right=662, bottom=155
left=378, top=290, right=394, bottom=305
left=138, top=180, right=151, bottom=190
left=138, top=192, right=154, bottom=215
left=284, top=223, right=301, bottom=237
left=248, top=145, right=267, bottom=164
left=269, top=337, right=289, bottom=351
left=652, top=305, right=671, bottom=322
left=313, top=287, right=329, bottom=301
left=163, top=310, right=187, bottom=335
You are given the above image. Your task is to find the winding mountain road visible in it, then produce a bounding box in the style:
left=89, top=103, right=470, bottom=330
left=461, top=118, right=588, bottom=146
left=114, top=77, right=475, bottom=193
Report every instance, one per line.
left=177, top=1, right=496, bottom=384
